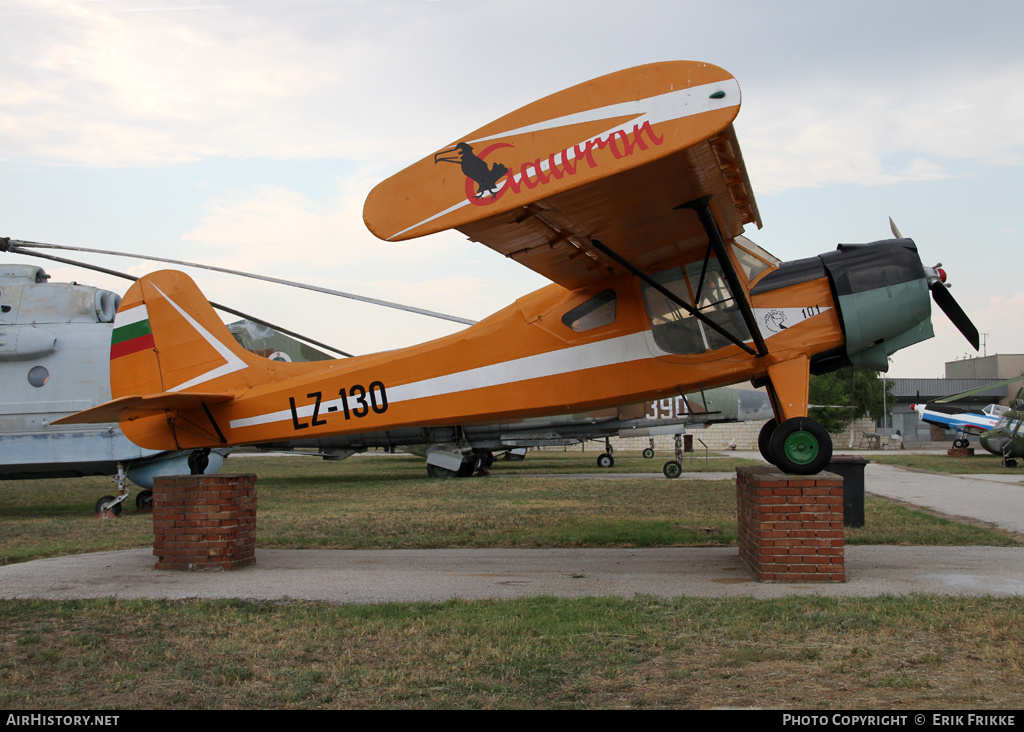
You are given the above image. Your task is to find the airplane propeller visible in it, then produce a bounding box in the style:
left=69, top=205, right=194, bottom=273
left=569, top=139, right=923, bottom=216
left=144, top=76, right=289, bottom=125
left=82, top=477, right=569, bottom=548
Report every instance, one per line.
left=889, top=218, right=980, bottom=352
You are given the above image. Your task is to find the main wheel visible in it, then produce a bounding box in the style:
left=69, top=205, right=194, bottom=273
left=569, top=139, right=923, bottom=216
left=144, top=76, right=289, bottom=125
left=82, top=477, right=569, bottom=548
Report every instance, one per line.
left=597, top=453, right=614, bottom=469
left=426, top=463, right=457, bottom=479
left=768, top=417, right=832, bottom=475
left=95, top=495, right=122, bottom=517
left=136, top=490, right=153, bottom=512
left=662, top=460, right=682, bottom=479
left=758, top=418, right=778, bottom=463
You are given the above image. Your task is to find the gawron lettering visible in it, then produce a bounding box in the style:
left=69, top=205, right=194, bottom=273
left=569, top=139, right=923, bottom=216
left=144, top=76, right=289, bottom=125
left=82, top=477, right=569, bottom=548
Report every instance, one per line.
left=472, top=121, right=663, bottom=205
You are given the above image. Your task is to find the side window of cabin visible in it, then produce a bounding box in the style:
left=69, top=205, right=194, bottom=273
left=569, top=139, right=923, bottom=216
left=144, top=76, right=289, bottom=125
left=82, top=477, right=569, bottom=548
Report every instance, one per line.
left=642, top=258, right=750, bottom=354
left=562, top=289, right=616, bottom=332
left=641, top=268, right=704, bottom=354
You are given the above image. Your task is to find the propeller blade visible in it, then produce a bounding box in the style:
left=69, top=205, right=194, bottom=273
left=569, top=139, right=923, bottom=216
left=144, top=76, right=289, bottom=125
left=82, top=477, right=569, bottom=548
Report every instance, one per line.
left=931, top=282, right=980, bottom=351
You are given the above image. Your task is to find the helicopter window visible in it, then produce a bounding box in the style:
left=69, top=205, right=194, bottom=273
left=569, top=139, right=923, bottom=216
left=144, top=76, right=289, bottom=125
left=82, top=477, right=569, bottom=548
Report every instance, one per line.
left=642, top=258, right=751, bottom=354
left=562, top=289, right=616, bottom=332
left=27, top=365, right=49, bottom=388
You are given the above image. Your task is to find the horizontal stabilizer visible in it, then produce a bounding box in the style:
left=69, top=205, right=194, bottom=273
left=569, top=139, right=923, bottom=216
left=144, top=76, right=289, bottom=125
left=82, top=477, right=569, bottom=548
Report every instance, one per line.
left=52, top=392, right=234, bottom=426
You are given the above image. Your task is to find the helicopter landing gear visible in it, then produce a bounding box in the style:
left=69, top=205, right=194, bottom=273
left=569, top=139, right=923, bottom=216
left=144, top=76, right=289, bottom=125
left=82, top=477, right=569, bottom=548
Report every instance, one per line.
left=95, top=463, right=131, bottom=518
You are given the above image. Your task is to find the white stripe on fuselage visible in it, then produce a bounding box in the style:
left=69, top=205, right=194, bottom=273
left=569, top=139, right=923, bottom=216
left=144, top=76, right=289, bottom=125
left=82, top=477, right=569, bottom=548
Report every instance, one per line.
left=227, top=331, right=657, bottom=431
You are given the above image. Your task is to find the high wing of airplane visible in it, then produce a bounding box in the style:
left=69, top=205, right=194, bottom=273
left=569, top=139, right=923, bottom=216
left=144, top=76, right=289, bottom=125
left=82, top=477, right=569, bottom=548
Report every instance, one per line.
left=53, top=61, right=979, bottom=475
left=911, top=374, right=1024, bottom=449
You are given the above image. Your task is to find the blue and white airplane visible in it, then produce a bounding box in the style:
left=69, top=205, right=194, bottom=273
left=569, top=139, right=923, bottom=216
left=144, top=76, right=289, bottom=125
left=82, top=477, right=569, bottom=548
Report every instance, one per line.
left=912, top=401, right=1007, bottom=449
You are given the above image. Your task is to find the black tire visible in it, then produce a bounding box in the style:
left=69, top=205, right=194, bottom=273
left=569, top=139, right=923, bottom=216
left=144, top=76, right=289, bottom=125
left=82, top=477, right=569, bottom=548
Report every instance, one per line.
left=758, top=418, right=778, bottom=463
left=95, top=495, right=122, bottom=517
left=459, top=454, right=483, bottom=477
left=642, top=448, right=655, bottom=459
left=597, top=453, right=614, bottom=469
left=426, top=463, right=457, bottom=479
left=768, top=417, right=832, bottom=475
left=663, top=460, right=682, bottom=479
left=135, top=490, right=153, bottom=511
left=188, top=448, right=210, bottom=475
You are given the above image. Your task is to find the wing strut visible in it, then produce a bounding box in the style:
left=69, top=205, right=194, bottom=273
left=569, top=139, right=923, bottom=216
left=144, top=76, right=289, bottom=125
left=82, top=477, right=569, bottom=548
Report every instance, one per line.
left=676, top=195, right=768, bottom=357
left=588, top=238, right=759, bottom=357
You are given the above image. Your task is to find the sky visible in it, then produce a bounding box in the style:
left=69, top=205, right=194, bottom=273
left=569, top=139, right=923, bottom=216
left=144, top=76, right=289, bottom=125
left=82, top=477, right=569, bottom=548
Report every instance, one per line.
left=2, top=0, right=1023, bottom=379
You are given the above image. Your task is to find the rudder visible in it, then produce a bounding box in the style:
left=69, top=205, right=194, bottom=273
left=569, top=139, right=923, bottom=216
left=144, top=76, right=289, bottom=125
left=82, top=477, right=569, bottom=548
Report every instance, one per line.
left=110, top=270, right=264, bottom=400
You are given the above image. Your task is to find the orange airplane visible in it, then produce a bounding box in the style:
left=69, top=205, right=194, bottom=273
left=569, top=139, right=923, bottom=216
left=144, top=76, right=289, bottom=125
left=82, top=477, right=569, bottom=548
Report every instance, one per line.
left=55, top=61, right=979, bottom=475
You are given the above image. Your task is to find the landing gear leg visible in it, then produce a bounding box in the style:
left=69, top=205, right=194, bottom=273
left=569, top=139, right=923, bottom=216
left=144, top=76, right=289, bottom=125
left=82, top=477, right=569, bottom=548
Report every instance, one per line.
left=663, top=433, right=684, bottom=479
left=762, top=357, right=832, bottom=475
left=95, top=463, right=131, bottom=518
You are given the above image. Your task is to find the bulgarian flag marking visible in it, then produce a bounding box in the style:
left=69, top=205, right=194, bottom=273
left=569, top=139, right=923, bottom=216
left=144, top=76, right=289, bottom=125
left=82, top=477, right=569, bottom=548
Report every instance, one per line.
left=110, top=303, right=155, bottom=359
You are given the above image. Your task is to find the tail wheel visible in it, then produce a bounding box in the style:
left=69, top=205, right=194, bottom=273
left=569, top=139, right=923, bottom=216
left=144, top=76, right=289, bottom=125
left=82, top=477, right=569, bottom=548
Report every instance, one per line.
left=757, top=418, right=778, bottom=463
left=768, top=417, right=832, bottom=475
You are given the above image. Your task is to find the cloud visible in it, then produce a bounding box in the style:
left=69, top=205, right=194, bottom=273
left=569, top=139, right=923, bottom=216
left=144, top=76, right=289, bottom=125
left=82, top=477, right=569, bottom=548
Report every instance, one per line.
left=741, top=59, right=1024, bottom=194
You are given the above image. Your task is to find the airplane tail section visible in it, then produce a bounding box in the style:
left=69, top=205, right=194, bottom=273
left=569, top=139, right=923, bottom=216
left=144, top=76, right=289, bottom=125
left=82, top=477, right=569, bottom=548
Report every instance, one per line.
left=55, top=270, right=269, bottom=450
left=108, top=270, right=263, bottom=398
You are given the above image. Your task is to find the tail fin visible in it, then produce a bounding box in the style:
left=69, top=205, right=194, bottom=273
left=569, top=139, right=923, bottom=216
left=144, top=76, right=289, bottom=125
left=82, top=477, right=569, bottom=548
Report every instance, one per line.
left=54, top=270, right=268, bottom=450
left=109, top=270, right=263, bottom=398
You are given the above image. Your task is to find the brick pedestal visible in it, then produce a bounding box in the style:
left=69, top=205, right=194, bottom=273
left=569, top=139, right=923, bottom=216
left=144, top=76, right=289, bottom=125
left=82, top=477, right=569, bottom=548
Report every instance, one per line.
left=152, top=474, right=257, bottom=571
left=736, top=466, right=844, bottom=582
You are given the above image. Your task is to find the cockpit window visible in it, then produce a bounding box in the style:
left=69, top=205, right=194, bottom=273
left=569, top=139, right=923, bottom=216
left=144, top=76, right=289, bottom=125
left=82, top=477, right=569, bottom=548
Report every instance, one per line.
left=642, top=257, right=751, bottom=354
left=730, top=237, right=777, bottom=282
left=562, top=289, right=616, bottom=332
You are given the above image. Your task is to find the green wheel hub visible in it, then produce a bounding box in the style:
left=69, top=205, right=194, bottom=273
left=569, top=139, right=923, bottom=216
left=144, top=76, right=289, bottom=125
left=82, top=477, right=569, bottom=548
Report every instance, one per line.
left=781, top=430, right=820, bottom=465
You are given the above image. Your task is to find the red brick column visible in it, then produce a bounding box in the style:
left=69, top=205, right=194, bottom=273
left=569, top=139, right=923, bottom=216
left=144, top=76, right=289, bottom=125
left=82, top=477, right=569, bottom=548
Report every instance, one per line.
left=736, top=466, right=844, bottom=582
left=152, top=474, right=257, bottom=571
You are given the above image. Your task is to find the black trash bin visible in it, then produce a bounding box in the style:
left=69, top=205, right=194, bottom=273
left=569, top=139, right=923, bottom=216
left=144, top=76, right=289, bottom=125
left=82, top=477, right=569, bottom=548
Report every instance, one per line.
left=827, top=455, right=869, bottom=528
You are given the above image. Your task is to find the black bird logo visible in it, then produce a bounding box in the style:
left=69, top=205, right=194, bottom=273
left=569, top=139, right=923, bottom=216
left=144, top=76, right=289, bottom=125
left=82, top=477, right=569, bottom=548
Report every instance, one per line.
left=434, top=142, right=509, bottom=199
